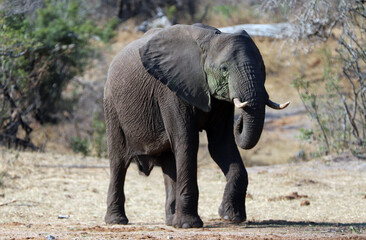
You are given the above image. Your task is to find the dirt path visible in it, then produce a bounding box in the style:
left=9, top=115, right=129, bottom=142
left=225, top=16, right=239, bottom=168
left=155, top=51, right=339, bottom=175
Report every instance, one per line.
left=0, top=150, right=365, bottom=239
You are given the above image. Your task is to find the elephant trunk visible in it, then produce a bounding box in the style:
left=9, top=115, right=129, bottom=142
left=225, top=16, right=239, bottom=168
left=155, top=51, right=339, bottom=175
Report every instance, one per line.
left=230, top=63, right=266, bottom=150
left=234, top=105, right=265, bottom=150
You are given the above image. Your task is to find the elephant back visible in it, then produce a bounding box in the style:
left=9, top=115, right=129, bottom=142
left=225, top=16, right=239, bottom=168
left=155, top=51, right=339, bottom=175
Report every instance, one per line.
left=105, top=30, right=163, bottom=100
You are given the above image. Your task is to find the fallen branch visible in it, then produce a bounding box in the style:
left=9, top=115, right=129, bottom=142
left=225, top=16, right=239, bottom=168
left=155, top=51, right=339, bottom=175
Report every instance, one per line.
left=0, top=200, right=17, bottom=207
left=35, top=164, right=109, bottom=169
left=0, top=133, right=38, bottom=151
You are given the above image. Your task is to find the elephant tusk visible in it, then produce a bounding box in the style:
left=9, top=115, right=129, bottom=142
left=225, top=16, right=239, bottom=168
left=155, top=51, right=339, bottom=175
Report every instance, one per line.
left=233, top=98, right=249, bottom=108
left=266, top=99, right=290, bottom=110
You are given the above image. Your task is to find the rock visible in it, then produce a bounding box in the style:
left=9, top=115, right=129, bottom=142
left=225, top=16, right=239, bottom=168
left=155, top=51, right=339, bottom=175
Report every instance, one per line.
left=58, top=215, right=70, bottom=219
left=296, top=149, right=306, bottom=160
left=137, top=8, right=172, bottom=32
left=268, top=192, right=308, bottom=201
left=150, top=16, right=171, bottom=29
left=219, top=23, right=295, bottom=39
left=301, top=200, right=310, bottom=206
left=46, top=235, right=55, bottom=240
left=137, top=21, right=149, bottom=32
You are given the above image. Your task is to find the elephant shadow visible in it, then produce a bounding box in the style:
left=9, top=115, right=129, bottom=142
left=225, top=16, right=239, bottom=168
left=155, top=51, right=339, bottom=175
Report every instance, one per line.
left=204, top=219, right=366, bottom=230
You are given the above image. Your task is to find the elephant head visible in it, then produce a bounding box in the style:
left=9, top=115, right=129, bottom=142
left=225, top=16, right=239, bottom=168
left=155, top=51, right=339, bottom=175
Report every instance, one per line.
left=139, top=24, right=289, bottom=150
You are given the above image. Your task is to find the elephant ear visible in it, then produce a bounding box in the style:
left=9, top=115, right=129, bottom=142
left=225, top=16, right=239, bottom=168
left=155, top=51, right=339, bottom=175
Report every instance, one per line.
left=139, top=25, right=211, bottom=112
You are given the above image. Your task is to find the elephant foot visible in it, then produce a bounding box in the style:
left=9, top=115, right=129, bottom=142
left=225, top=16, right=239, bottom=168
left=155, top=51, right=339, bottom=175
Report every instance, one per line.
left=219, top=202, right=246, bottom=223
left=105, top=212, right=129, bottom=225
left=172, top=214, right=203, bottom=228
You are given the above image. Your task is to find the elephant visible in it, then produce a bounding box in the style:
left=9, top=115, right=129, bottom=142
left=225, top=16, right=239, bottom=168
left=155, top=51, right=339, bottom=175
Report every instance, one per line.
left=103, top=23, right=289, bottom=228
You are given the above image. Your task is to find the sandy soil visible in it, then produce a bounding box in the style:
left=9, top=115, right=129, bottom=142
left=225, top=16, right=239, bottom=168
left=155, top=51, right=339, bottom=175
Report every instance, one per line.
left=1, top=148, right=365, bottom=239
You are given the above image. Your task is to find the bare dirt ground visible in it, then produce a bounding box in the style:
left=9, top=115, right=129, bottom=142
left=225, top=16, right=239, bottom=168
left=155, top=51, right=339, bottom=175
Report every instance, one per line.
left=1, top=145, right=365, bottom=239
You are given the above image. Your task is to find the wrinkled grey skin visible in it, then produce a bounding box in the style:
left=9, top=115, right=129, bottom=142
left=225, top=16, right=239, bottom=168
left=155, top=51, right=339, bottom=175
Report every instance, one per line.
left=104, top=24, right=271, bottom=228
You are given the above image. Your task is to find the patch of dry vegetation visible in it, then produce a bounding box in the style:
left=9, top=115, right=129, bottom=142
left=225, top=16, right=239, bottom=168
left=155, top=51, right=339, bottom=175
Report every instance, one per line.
left=0, top=150, right=365, bottom=238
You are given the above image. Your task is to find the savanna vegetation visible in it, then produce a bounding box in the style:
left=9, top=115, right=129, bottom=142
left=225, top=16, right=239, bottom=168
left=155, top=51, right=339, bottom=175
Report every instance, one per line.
left=0, top=0, right=365, bottom=160
left=0, top=1, right=365, bottom=239
left=0, top=0, right=119, bottom=152
left=263, top=0, right=365, bottom=158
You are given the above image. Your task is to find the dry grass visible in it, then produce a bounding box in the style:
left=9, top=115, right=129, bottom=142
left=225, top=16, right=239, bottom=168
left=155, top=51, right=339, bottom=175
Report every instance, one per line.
left=0, top=150, right=365, bottom=239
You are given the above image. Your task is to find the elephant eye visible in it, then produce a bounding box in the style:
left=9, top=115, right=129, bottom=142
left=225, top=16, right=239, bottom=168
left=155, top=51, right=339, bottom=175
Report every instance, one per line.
left=220, top=65, right=228, bottom=73
left=220, top=65, right=229, bottom=77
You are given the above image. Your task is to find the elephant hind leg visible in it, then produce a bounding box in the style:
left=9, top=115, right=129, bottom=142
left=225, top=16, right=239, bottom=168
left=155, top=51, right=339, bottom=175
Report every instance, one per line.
left=160, top=152, right=176, bottom=226
left=104, top=98, right=131, bottom=225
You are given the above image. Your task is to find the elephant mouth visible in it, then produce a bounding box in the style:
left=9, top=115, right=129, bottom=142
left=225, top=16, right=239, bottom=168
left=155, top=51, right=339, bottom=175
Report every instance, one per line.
left=212, top=81, right=229, bottom=100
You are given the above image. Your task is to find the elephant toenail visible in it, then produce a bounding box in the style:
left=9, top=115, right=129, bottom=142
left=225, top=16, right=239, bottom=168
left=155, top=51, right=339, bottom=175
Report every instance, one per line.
left=182, top=223, right=191, bottom=228
left=232, top=216, right=241, bottom=222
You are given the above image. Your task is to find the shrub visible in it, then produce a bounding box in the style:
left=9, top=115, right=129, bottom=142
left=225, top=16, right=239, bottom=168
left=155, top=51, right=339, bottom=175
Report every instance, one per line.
left=263, top=0, right=365, bottom=157
left=213, top=4, right=238, bottom=19
left=0, top=0, right=118, bottom=149
left=91, top=113, right=107, bottom=157
left=114, top=0, right=197, bottom=23
left=71, top=136, right=90, bottom=156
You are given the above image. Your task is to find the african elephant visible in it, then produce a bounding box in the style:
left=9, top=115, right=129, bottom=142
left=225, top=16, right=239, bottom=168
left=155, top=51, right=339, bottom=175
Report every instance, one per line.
left=103, top=23, right=289, bottom=228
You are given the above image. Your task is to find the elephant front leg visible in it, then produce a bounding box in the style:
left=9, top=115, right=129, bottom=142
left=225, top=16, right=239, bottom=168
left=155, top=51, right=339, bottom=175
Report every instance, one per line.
left=171, top=135, right=203, bottom=228
left=209, top=146, right=248, bottom=222
left=217, top=162, right=248, bottom=222
left=160, top=99, right=203, bottom=228
left=206, top=112, right=248, bottom=223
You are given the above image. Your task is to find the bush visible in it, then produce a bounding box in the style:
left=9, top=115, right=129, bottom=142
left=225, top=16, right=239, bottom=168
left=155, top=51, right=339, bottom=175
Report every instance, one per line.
left=91, top=113, right=107, bottom=157
left=114, top=0, right=197, bottom=23
left=213, top=4, right=238, bottom=19
left=99, top=17, right=121, bottom=42
left=71, top=136, right=90, bottom=156
left=263, top=0, right=365, bottom=157
left=0, top=0, right=118, bottom=149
